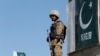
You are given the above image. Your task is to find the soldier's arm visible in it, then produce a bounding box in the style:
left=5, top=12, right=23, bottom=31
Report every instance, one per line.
left=56, top=22, right=64, bottom=35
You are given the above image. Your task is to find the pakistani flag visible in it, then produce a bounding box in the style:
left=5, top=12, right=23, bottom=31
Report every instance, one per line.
left=75, top=0, right=98, bottom=50
left=13, top=51, right=26, bottom=56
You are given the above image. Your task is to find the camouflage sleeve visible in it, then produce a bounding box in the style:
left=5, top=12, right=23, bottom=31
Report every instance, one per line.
left=56, top=22, right=64, bottom=35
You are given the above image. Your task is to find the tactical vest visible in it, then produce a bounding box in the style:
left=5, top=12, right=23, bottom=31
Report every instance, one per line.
left=50, top=21, right=66, bottom=40
left=50, top=22, right=57, bottom=39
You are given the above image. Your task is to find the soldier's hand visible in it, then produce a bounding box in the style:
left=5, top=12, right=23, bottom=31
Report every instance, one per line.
left=46, top=37, right=49, bottom=42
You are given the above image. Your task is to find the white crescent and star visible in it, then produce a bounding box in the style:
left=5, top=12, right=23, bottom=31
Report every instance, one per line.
left=79, top=1, right=93, bottom=29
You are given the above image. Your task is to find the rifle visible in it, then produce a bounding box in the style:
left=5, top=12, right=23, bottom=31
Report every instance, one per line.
left=47, top=29, right=52, bottom=55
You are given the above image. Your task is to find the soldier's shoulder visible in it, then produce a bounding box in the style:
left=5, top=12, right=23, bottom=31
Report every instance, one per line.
left=57, top=20, right=64, bottom=26
left=57, top=20, right=64, bottom=24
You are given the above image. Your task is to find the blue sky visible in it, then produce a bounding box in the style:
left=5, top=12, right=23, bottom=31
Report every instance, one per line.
left=0, top=0, right=67, bottom=56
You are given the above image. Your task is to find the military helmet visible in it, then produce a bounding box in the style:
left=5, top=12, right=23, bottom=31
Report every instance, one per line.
left=50, top=10, right=60, bottom=18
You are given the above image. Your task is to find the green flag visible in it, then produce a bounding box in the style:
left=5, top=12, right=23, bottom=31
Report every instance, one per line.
left=13, top=51, right=26, bottom=56
left=75, top=0, right=98, bottom=50
left=17, top=52, right=26, bottom=56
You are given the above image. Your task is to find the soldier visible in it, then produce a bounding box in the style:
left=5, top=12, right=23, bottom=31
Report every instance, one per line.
left=47, top=10, right=66, bottom=56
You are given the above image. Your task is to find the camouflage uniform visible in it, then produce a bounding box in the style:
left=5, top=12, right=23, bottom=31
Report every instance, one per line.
left=47, top=10, right=65, bottom=56
left=50, top=19, right=64, bottom=56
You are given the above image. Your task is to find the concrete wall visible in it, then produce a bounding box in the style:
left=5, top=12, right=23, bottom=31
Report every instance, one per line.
left=68, top=45, right=100, bottom=56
